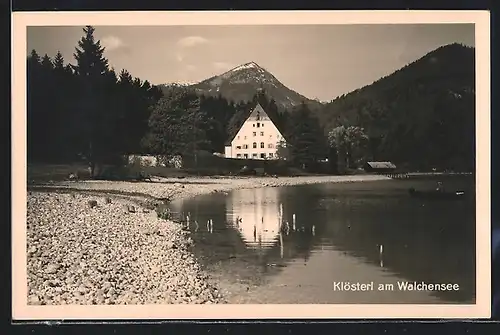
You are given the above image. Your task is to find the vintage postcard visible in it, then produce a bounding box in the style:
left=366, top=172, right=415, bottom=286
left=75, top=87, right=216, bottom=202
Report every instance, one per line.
left=12, top=10, right=490, bottom=320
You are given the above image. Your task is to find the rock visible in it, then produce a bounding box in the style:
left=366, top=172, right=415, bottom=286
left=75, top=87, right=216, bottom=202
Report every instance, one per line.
left=45, top=263, right=61, bottom=274
left=47, top=279, right=62, bottom=287
left=88, top=200, right=98, bottom=208
left=124, top=205, right=136, bottom=213
left=165, top=241, right=175, bottom=249
left=105, top=197, right=112, bottom=204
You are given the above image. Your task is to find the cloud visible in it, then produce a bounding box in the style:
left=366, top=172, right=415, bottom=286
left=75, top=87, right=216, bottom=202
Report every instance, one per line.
left=175, top=36, right=209, bottom=63
left=212, top=61, right=234, bottom=71
left=101, top=35, right=127, bottom=51
left=177, top=36, right=209, bottom=48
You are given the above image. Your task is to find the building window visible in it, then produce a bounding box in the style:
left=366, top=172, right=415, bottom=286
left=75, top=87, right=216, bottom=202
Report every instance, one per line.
left=257, top=122, right=260, bottom=128
left=236, top=154, right=241, bottom=158
left=260, top=153, right=265, bottom=159
left=262, top=123, right=264, bottom=127
left=252, top=153, right=258, bottom=158
left=237, top=136, right=240, bottom=140
left=243, top=144, right=248, bottom=149
left=269, top=134, right=272, bottom=138
left=269, top=153, right=274, bottom=158
left=260, top=131, right=264, bottom=136
left=253, top=142, right=257, bottom=148
left=253, top=132, right=256, bottom=136
left=268, top=143, right=273, bottom=149
left=253, top=124, right=255, bottom=127
left=260, top=142, right=265, bottom=148
left=244, top=136, right=247, bottom=139
left=244, top=154, right=248, bottom=158
left=236, top=146, right=241, bottom=149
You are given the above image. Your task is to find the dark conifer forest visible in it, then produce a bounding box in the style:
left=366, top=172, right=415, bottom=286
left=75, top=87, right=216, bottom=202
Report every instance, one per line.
left=27, top=26, right=475, bottom=175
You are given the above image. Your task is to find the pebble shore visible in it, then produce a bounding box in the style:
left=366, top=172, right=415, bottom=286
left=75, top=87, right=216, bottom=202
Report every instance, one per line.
left=27, top=192, right=224, bottom=305
left=27, top=174, right=390, bottom=305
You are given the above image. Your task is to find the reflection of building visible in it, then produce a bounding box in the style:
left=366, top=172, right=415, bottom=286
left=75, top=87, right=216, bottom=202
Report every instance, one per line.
left=226, top=187, right=281, bottom=248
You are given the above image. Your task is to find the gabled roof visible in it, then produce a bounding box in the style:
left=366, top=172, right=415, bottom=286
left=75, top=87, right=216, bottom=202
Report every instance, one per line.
left=365, top=161, right=397, bottom=169
left=224, top=102, right=287, bottom=146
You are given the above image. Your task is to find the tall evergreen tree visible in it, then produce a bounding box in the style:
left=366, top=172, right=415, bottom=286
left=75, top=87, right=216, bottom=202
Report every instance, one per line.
left=72, top=25, right=117, bottom=176
left=286, top=102, right=328, bottom=170
left=27, top=50, right=44, bottom=161
left=53, top=51, right=65, bottom=70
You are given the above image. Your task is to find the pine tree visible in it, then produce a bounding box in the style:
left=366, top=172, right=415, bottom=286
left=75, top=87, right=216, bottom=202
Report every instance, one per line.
left=53, top=51, right=65, bottom=70
left=286, top=102, right=328, bottom=170
left=72, top=25, right=116, bottom=176
left=27, top=50, right=43, bottom=161
left=40, top=54, right=53, bottom=71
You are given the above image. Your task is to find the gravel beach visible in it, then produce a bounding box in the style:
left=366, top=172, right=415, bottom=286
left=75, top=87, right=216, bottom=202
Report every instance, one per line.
left=27, top=174, right=390, bottom=305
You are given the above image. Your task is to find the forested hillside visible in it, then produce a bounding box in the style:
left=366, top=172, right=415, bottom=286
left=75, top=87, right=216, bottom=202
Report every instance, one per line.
left=316, top=43, right=475, bottom=171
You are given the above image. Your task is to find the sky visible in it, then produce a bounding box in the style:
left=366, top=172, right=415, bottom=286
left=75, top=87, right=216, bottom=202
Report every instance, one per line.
left=27, top=24, right=474, bottom=102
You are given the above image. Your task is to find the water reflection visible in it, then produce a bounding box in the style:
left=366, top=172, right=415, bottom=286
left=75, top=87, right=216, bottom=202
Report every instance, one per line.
left=167, top=177, right=475, bottom=304
left=227, top=188, right=282, bottom=249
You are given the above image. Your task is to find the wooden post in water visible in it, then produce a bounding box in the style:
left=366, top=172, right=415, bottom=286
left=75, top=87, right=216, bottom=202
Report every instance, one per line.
left=279, top=231, right=284, bottom=259
left=379, top=244, right=384, bottom=267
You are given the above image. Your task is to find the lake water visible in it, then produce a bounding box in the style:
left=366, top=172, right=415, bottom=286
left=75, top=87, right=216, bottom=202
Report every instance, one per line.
left=167, top=176, right=476, bottom=304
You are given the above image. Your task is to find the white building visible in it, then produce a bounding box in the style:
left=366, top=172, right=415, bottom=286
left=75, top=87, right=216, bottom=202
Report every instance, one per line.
left=224, top=103, right=286, bottom=160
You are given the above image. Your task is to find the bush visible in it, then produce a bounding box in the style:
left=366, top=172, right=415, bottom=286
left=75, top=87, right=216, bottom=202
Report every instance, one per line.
left=263, top=160, right=291, bottom=176
left=94, top=163, right=150, bottom=181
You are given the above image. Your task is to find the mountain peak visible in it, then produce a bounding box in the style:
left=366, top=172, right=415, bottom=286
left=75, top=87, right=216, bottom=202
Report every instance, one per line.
left=190, top=60, right=322, bottom=110
left=226, top=61, right=264, bottom=74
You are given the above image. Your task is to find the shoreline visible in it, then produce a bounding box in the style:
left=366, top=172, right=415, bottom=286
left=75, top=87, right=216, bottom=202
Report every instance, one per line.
left=29, top=174, right=392, bottom=202
left=26, top=174, right=391, bottom=305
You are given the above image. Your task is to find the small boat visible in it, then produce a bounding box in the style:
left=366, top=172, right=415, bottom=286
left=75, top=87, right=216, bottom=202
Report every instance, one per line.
left=408, top=187, right=465, bottom=200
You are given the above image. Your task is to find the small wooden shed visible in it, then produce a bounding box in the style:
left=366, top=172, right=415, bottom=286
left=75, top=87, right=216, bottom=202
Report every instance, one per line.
left=363, top=161, right=397, bottom=173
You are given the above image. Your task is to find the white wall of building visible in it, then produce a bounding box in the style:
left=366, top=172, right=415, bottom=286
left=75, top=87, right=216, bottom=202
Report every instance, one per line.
left=224, top=146, right=232, bottom=158
left=226, top=103, right=286, bottom=160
